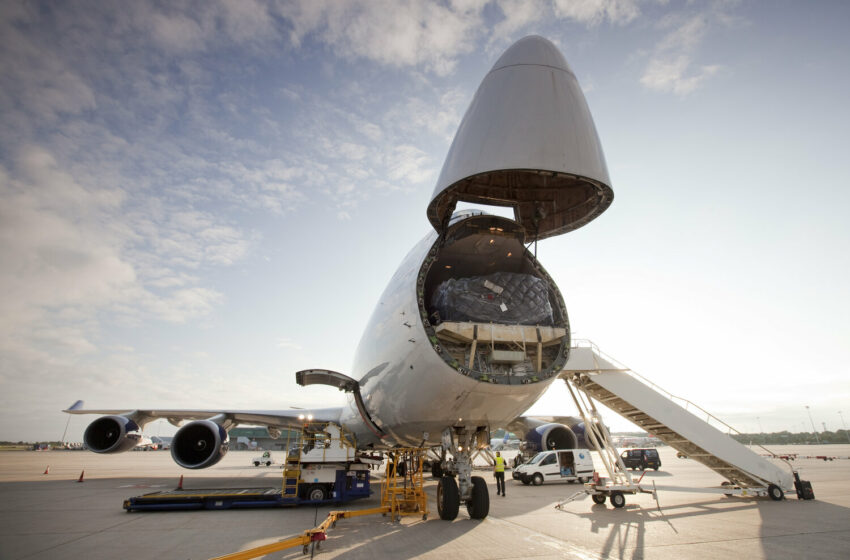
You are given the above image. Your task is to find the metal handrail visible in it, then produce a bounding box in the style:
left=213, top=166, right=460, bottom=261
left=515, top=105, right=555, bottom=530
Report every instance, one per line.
left=570, top=339, right=781, bottom=460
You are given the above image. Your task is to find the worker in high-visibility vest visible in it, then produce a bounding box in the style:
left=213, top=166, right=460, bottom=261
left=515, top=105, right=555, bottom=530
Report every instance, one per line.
left=494, top=451, right=506, bottom=496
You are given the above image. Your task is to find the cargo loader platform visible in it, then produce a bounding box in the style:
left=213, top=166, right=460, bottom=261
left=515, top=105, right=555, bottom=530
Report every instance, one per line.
left=125, top=487, right=296, bottom=512
left=125, top=422, right=373, bottom=512
left=124, top=467, right=372, bottom=512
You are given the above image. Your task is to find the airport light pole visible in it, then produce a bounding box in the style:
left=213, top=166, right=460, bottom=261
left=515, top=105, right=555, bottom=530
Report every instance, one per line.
left=757, top=417, right=763, bottom=433
left=839, top=411, right=850, bottom=444
left=805, top=405, right=820, bottom=444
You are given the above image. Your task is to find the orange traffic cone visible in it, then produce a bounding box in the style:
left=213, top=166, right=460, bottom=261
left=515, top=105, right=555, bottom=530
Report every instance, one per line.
left=177, top=475, right=184, bottom=490
left=76, top=470, right=85, bottom=483
left=43, top=466, right=49, bottom=475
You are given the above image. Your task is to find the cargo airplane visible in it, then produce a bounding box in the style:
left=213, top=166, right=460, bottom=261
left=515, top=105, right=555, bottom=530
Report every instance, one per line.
left=65, top=35, right=614, bottom=521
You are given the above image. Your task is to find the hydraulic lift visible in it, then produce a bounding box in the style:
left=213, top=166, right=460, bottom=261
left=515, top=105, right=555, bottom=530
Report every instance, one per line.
left=209, top=448, right=429, bottom=559
left=124, top=423, right=373, bottom=512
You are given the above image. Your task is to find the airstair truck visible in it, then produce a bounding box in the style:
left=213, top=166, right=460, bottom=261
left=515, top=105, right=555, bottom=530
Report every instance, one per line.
left=556, top=342, right=811, bottom=508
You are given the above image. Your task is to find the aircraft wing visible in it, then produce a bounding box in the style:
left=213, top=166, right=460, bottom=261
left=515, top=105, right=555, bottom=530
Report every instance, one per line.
left=63, top=400, right=344, bottom=429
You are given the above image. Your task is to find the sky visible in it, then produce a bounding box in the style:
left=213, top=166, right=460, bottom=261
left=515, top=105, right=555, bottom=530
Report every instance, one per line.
left=1, top=0, right=848, bottom=442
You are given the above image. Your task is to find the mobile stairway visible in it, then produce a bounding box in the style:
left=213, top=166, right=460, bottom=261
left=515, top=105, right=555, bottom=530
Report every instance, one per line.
left=557, top=340, right=813, bottom=507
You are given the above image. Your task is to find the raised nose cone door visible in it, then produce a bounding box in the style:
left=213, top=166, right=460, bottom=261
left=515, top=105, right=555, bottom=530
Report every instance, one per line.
left=428, top=35, right=614, bottom=241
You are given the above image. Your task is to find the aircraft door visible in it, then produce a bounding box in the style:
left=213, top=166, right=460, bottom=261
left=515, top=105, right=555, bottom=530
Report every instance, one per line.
left=557, top=451, right=575, bottom=478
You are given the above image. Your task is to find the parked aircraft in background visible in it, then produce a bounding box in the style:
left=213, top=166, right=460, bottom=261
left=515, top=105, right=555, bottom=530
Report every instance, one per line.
left=65, top=35, right=614, bottom=521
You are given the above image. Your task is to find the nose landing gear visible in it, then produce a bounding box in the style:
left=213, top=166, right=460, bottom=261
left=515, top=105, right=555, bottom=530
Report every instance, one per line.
left=436, top=426, right=490, bottom=520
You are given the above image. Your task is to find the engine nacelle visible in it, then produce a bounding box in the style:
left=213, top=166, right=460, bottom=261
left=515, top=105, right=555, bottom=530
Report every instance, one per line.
left=84, top=415, right=142, bottom=453
left=524, top=422, right=579, bottom=453
left=171, top=420, right=229, bottom=469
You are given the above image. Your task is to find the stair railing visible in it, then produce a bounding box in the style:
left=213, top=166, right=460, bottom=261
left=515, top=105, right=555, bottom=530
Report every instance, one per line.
left=569, top=339, right=782, bottom=460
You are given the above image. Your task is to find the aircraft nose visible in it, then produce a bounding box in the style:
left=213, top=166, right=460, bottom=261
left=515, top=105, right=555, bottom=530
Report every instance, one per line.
left=490, top=35, right=572, bottom=73
left=428, top=35, right=613, bottom=241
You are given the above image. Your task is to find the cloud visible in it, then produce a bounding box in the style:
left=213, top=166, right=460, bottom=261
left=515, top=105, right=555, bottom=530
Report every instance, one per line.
left=149, top=12, right=207, bottom=52
left=552, top=0, right=640, bottom=26
left=0, top=142, right=255, bottom=379
left=276, top=337, right=304, bottom=351
left=386, top=145, right=433, bottom=185
left=0, top=147, right=133, bottom=317
left=280, top=0, right=486, bottom=76
left=640, top=55, right=721, bottom=95
left=640, top=12, right=724, bottom=95
left=492, top=0, right=547, bottom=39
left=145, top=1, right=277, bottom=54
left=0, top=5, right=97, bottom=125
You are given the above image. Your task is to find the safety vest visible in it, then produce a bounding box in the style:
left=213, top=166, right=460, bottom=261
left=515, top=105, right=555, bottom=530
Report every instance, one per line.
left=494, top=456, right=506, bottom=472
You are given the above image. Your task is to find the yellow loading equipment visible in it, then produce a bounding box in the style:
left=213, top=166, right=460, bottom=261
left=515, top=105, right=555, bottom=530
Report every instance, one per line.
left=210, top=447, right=429, bottom=559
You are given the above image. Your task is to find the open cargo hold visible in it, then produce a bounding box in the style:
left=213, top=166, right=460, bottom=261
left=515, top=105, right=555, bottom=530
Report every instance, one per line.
left=431, top=272, right=554, bottom=326
left=418, top=214, right=569, bottom=385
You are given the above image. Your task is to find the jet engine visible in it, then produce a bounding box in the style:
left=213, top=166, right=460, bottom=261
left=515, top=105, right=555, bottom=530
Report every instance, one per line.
left=524, top=422, right=580, bottom=452
left=83, top=415, right=142, bottom=453
left=171, top=420, right=229, bottom=469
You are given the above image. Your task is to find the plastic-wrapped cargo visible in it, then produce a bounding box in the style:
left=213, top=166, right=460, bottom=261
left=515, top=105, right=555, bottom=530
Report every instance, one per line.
left=430, top=272, right=554, bottom=326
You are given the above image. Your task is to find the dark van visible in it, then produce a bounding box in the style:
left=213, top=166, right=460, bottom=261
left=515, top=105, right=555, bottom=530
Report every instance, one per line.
left=620, top=448, right=661, bottom=471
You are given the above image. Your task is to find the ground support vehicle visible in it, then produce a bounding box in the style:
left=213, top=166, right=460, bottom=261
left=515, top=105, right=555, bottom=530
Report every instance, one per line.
left=620, top=448, right=661, bottom=471
left=209, top=448, right=429, bottom=559
left=252, top=451, right=275, bottom=467
left=512, top=449, right=594, bottom=485
left=554, top=342, right=814, bottom=510
left=124, top=423, right=373, bottom=511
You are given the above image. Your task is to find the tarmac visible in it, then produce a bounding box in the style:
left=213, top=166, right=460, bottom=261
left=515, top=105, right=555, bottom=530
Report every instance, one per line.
left=1, top=445, right=849, bottom=559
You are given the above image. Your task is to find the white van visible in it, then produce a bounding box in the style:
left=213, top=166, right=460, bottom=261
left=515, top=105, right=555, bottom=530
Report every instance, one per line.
left=512, top=449, right=594, bottom=485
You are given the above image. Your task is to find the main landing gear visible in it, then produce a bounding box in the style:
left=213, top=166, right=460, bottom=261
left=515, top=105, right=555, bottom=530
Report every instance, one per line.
left=435, top=427, right=490, bottom=521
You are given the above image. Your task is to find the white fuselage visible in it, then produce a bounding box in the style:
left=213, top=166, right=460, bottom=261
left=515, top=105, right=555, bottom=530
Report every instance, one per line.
left=336, top=36, right=614, bottom=449
left=339, top=217, right=564, bottom=447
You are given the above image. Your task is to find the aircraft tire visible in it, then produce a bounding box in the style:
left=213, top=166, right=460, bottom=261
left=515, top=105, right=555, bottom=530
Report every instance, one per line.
left=466, top=476, right=489, bottom=519
left=592, top=493, right=606, bottom=504
left=610, top=491, right=626, bottom=508
left=768, top=484, right=784, bottom=501
left=431, top=461, right=443, bottom=478
left=437, top=476, right=460, bottom=520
